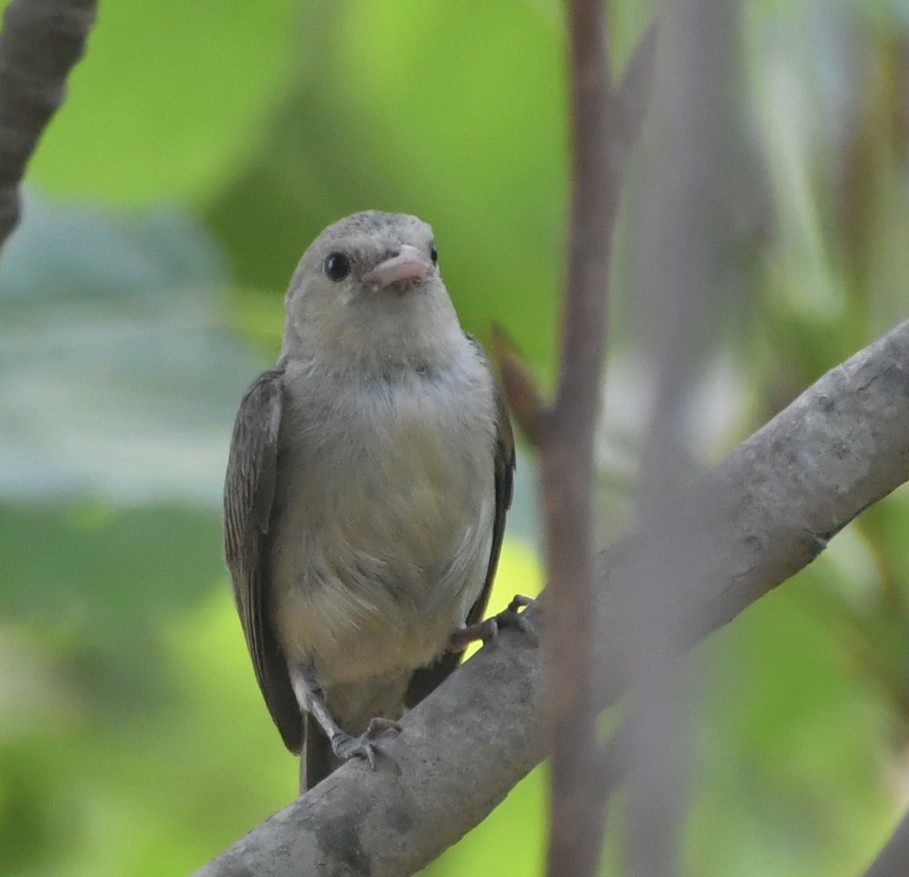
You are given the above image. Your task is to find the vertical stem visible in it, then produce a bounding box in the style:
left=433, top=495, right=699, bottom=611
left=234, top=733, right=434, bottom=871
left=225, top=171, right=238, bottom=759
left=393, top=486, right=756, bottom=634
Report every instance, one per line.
left=544, top=0, right=617, bottom=873
left=621, top=1, right=745, bottom=872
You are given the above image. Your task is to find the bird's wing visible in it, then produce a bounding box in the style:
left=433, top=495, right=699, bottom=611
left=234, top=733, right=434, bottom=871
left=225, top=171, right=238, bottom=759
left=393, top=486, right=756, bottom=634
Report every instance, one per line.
left=223, top=368, right=303, bottom=753
left=465, top=370, right=515, bottom=629
left=405, top=340, right=516, bottom=706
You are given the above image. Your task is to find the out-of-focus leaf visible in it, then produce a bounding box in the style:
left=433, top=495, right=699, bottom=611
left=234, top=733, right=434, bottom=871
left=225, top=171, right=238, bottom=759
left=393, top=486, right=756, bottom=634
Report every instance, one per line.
left=0, top=194, right=264, bottom=504
left=688, top=561, right=896, bottom=877
left=0, top=591, right=295, bottom=877
left=0, top=501, right=221, bottom=634
left=21, top=0, right=305, bottom=203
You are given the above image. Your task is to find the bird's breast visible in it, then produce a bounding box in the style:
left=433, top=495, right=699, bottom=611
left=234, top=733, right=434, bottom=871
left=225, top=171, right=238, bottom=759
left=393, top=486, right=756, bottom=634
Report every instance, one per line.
left=269, top=360, right=497, bottom=686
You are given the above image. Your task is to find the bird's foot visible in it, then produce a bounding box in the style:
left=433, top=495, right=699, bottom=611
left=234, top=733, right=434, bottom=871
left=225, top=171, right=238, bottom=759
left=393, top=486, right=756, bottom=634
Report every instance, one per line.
left=448, top=594, right=538, bottom=652
left=330, top=717, right=402, bottom=770
left=448, top=617, right=498, bottom=652
left=493, top=594, right=537, bottom=638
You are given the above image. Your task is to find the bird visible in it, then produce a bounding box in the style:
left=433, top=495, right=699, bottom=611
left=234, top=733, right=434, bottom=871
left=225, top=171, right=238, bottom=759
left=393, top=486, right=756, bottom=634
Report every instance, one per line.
left=223, top=210, right=514, bottom=791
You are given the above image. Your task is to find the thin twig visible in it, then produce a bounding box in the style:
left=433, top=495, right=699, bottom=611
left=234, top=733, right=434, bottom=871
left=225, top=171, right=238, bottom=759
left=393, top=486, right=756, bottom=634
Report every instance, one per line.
left=542, top=3, right=653, bottom=873
left=0, top=0, right=96, bottom=252
left=542, top=0, right=613, bottom=868
left=491, top=324, right=548, bottom=446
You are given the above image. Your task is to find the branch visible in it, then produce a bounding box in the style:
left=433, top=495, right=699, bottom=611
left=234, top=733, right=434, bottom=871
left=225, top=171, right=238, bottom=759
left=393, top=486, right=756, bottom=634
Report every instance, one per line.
left=859, top=809, right=909, bottom=877
left=541, top=10, right=655, bottom=873
left=541, top=0, right=616, bottom=869
left=195, top=320, right=909, bottom=877
left=0, top=0, right=96, bottom=252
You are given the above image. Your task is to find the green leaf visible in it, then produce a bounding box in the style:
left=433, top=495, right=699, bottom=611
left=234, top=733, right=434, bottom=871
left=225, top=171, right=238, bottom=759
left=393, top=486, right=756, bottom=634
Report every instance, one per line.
left=23, top=0, right=304, bottom=203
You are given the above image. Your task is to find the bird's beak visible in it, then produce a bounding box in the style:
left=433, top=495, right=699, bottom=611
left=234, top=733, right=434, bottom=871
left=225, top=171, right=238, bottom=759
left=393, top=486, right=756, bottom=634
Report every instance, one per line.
left=363, top=245, right=433, bottom=292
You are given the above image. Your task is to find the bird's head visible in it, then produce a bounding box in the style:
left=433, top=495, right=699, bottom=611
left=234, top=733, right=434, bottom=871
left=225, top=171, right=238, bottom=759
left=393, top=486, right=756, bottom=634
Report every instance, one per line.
left=281, top=211, right=463, bottom=373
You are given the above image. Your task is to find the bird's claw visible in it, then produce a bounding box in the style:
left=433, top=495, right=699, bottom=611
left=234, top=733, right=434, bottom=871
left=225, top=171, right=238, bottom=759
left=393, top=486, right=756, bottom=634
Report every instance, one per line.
left=331, top=717, right=402, bottom=770
left=448, top=594, right=538, bottom=652
left=494, top=594, right=537, bottom=639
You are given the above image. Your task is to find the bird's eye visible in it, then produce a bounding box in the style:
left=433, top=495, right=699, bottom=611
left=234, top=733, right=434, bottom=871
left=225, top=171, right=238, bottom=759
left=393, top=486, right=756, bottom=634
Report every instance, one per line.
left=323, top=251, right=352, bottom=281
left=429, top=243, right=438, bottom=265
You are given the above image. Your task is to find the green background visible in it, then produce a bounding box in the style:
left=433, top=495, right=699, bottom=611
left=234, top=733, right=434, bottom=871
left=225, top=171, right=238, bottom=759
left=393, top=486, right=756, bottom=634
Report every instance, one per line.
left=2, top=0, right=909, bottom=874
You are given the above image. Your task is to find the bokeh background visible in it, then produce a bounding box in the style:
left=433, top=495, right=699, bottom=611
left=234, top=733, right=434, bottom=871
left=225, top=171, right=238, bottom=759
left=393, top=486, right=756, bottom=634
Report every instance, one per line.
left=2, top=0, right=909, bottom=874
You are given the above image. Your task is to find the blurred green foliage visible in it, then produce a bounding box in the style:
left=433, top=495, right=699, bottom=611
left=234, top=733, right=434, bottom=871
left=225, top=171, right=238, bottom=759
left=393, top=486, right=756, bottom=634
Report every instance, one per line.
left=2, top=0, right=909, bottom=875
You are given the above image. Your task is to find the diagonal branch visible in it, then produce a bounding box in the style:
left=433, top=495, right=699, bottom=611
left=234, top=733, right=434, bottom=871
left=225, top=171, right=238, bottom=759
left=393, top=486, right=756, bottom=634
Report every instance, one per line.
left=0, top=0, right=96, bottom=252
left=859, top=808, right=909, bottom=877
left=195, top=320, right=909, bottom=877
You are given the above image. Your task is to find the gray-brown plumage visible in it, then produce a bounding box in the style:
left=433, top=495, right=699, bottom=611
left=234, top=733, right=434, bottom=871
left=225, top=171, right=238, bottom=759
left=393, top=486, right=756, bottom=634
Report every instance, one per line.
left=223, top=211, right=514, bottom=791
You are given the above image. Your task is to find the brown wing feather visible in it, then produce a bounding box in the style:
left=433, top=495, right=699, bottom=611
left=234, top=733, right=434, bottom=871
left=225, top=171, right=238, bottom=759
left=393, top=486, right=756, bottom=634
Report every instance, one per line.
left=223, top=368, right=303, bottom=753
left=405, top=344, right=515, bottom=706
left=467, top=379, right=515, bottom=630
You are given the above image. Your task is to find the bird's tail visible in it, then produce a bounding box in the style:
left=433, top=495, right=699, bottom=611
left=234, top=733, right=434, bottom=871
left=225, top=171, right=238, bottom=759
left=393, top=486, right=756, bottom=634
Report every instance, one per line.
left=299, top=713, right=339, bottom=793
